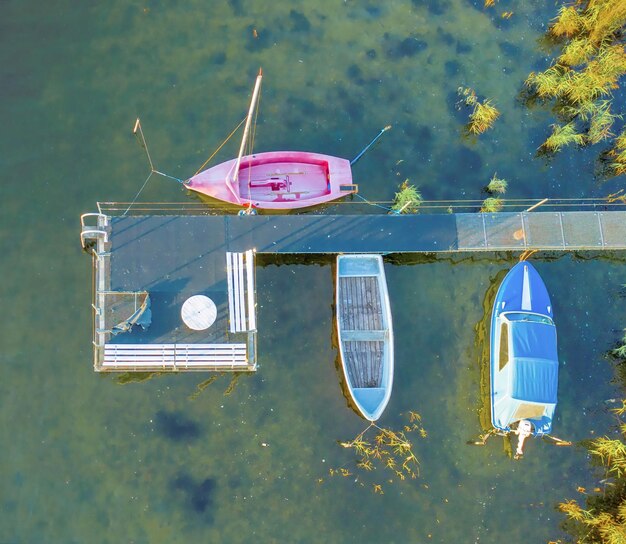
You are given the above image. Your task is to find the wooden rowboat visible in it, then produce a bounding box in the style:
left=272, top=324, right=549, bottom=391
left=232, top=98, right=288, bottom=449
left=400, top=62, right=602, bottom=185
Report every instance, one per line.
left=336, top=254, right=394, bottom=421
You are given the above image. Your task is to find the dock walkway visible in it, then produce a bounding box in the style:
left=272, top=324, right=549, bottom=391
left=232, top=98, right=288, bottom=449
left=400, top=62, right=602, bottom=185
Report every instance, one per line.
left=107, top=211, right=626, bottom=255
left=81, top=209, right=626, bottom=372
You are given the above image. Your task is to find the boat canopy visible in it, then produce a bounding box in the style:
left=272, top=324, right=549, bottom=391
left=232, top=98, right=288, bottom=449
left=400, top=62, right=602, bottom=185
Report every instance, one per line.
left=494, top=320, right=558, bottom=434
left=510, top=321, right=558, bottom=402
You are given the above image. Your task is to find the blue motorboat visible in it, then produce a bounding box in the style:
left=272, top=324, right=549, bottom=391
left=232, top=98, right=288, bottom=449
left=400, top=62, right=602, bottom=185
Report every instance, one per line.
left=490, top=262, right=559, bottom=440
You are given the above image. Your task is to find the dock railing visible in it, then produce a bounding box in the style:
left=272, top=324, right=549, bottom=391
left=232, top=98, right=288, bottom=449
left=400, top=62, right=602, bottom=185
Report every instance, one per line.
left=96, top=197, right=626, bottom=216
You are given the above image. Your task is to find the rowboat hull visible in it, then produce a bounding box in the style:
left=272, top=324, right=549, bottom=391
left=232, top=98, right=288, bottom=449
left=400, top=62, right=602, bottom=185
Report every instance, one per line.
left=185, top=151, right=355, bottom=211
left=490, top=262, right=558, bottom=436
left=336, top=255, right=393, bottom=421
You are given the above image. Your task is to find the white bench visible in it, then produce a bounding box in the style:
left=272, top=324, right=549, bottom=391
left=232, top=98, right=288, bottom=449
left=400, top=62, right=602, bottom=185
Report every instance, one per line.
left=226, top=250, right=256, bottom=333
left=102, top=343, right=248, bottom=368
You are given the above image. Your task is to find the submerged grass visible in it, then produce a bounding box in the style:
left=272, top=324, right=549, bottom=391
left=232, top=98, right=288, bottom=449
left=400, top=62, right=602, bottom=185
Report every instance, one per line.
left=555, top=405, right=626, bottom=543
left=556, top=301, right=626, bottom=543
left=391, top=180, right=422, bottom=214
left=486, top=173, right=508, bottom=194
left=524, top=0, right=626, bottom=175
left=539, top=123, right=586, bottom=154
left=457, top=87, right=501, bottom=135
left=480, top=197, right=504, bottom=213
left=327, top=412, right=426, bottom=493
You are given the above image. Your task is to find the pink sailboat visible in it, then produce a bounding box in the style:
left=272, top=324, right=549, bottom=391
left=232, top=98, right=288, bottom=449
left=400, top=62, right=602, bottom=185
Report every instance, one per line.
left=184, top=70, right=358, bottom=211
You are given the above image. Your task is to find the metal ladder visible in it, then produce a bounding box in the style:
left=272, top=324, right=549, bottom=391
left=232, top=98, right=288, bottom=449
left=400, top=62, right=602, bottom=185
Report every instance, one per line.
left=80, top=213, right=109, bottom=249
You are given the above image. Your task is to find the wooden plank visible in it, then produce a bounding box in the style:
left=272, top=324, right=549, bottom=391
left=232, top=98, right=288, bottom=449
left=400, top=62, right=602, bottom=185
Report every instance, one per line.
left=342, top=330, right=387, bottom=341
left=103, top=353, right=248, bottom=361
left=237, top=252, right=246, bottom=331
left=339, top=276, right=383, bottom=331
left=226, top=252, right=236, bottom=332
left=104, top=356, right=247, bottom=364
left=181, top=360, right=248, bottom=366
left=179, top=343, right=246, bottom=349
left=245, top=249, right=256, bottom=331
left=102, top=360, right=249, bottom=367
left=103, top=343, right=249, bottom=367
left=105, top=343, right=246, bottom=351
left=104, top=355, right=247, bottom=361
left=342, top=340, right=384, bottom=388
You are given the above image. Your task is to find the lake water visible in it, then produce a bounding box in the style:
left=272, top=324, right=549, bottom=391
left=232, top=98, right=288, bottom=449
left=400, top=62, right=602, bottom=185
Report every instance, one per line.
left=2, top=1, right=625, bottom=542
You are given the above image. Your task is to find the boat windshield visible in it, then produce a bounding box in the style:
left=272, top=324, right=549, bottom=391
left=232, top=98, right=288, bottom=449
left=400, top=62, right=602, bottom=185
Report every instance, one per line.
left=504, top=312, right=553, bottom=326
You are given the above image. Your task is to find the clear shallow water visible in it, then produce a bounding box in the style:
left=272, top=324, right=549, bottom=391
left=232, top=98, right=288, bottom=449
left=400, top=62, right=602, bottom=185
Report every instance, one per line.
left=1, top=1, right=626, bottom=542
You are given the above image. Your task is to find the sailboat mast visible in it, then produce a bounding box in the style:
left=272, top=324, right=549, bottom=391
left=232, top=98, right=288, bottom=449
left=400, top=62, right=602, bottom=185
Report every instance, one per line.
left=232, top=68, right=263, bottom=185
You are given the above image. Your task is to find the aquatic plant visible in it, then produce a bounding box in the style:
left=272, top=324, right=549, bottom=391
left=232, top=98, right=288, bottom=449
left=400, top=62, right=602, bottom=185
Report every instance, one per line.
left=609, top=130, right=626, bottom=176
left=525, top=66, right=570, bottom=99
left=326, top=411, right=426, bottom=493
left=223, top=373, right=241, bottom=396
left=187, top=372, right=241, bottom=400
left=457, top=87, right=501, bottom=135
left=391, top=180, right=422, bottom=214
left=480, top=197, right=503, bottom=213
left=614, top=330, right=626, bottom=359
left=550, top=5, right=584, bottom=38
left=597, top=130, right=626, bottom=177
left=486, top=173, right=508, bottom=194
left=468, top=100, right=500, bottom=134
left=555, top=402, right=626, bottom=543
left=539, top=123, right=586, bottom=154
left=524, top=0, right=626, bottom=174
left=188, top=375, right=222, bottom=401
left=115, top=372, right=158, bottom=385
left=556, top=313, right=626, bottom=544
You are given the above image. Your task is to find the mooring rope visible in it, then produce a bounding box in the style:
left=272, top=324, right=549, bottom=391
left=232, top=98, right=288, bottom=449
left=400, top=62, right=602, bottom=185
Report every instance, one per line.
left=124, top=119, right=187, bottom=215
left=354, top=192, right=394, bottom=212
left=123, top=171, right=154, bottom=216
left=350, top=125, right=392, bottom=166
left=194, top=116, right=247, bottom=176
left=153, top=170, right=184, bottom=183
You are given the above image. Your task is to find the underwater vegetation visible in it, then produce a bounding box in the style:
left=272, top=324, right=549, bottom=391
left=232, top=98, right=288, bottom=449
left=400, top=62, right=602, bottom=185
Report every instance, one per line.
left=391, top=180, right=423, bottom=213
left=114, top=371, right=158, bottom=385
left=171, top=472, right=217, bottom=518
left=155, top=410, right=201, bottom=441
left=554, top=401, right=626, bottom=544
left=481, top=196, right=504, bottom=213
left=486, top=173, right=508, bottom=194
left=599, top=129, right=626, bottom=177
left=188, top=372, right=242, bottom=401
left=524, top=0, right=626, bottom=175
left=481, top=172, right=508, bottom=211
left=457, top=86, right=501, bottom=135
left=553, top=311, right=626, bottom=543
left=539, top=122, right=587, bottom=154
left=324, top=412, right=426, bottom=494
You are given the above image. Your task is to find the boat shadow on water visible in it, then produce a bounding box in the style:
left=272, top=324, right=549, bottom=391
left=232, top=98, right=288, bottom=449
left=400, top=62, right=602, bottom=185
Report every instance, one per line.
left=472, top=267, right=515, bottom=457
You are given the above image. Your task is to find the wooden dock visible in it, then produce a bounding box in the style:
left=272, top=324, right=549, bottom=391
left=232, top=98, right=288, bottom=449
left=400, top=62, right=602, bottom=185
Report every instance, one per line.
left=81, top=207, right=626, bottom=373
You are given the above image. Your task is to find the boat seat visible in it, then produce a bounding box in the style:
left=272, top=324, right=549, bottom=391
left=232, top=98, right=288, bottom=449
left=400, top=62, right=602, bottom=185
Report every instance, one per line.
left=353, top=387, right=386, bottom=416
left=342, top=330, right=387, bottom=341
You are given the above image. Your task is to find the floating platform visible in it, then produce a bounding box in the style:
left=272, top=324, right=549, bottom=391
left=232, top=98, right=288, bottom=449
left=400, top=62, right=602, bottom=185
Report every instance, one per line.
left=81, top=208, right=626, bottom=372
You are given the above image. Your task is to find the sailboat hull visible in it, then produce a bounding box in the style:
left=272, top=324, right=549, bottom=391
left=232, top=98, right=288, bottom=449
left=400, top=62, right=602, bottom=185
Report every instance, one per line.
left=185, top=151, right=355, bottom=211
